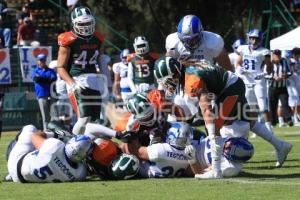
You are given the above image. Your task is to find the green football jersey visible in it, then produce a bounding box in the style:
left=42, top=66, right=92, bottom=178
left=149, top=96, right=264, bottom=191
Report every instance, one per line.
left=131, top=54, right=157, bottom=85
left=58, top=31, right=104, bottom=77
left=185, top=63, right=229, bottom=96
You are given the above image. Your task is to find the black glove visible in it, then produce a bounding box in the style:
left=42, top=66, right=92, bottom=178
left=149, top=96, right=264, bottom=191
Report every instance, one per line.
left=115, top=130, right=136, bottom=143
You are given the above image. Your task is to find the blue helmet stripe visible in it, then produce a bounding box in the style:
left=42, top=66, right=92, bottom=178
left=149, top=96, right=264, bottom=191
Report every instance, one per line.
left=191, top=16, right=199, bottom=34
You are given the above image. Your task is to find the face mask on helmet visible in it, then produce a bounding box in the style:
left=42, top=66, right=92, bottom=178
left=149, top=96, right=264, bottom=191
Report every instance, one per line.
left=71, top=6, right=95, bottom=37
left=166, top=122, right=192, bottom=150
left=223, top=137, right=254, bottom=163
left=177, top=15, right=203, bottom=50
left=154, top=57, right=182, bottom=97
left=247, top=29, right=263, bottom=49
left=65, top=135, right=93, bottom=163
left=133, top=36, right=149, bottom=55
left=109, top=153, right=140, bottom=180
left=126, top=93, right=156, bottom=127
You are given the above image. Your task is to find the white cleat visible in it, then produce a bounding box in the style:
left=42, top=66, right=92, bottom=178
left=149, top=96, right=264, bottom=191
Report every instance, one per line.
left=275, top=141, right=293, bottom=168
left=250, top=133, right=257, bottom=138
left=195, top=170, right=223, bottom=179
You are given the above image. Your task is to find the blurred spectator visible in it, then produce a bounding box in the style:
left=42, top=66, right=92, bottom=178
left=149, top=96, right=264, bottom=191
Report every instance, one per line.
left=0, top=15, right=11, bottom=48
left=16, top=3, right=33, bottom=25
left=32, top=54, right=57, bottom=131
left=17, top=17, right=39, bottom=46
left=266, top=50, right=291, bottom=127
left=0, top=0, right=7, bottom=20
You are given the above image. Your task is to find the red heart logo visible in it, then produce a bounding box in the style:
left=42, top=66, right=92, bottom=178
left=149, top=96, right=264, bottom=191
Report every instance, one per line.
left=0, top=51, right=6, bottom=64
left=33, top=48, right=49, bottom=57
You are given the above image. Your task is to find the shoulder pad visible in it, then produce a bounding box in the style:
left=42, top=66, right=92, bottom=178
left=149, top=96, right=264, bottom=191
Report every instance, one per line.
left=203, top=31, right=224, bottom=56
left=58, top=32, right=77, bottom=46
left=94, top=31, right=105, bottom=42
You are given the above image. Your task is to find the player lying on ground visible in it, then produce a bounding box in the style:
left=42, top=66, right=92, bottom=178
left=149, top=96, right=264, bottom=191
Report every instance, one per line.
left=185, top=120, right=254, bottom=179
left=6, top=122, right=139, bottom=183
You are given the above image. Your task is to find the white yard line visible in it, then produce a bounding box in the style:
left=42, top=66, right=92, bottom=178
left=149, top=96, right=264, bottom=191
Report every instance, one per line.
left=223, top=178, right=300, bottom=186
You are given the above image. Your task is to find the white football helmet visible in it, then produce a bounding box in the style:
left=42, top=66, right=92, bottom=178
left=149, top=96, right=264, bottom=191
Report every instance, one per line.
left=65, top=135, right=93, bottom=163
left=133, top=36, right=149, bottom=55
left=71, top=6, right=95, bottom=36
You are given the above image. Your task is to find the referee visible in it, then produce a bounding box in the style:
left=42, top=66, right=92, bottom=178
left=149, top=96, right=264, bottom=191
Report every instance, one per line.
left=266, top=49, right=291, bottom=126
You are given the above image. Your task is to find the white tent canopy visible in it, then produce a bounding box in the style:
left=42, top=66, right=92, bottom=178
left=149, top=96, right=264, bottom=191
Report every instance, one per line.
left=270, top=26, right=300, bottom=50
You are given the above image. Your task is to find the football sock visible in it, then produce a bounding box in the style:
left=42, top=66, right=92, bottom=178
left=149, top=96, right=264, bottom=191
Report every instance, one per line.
left=251, top=121, right=282, bottom=150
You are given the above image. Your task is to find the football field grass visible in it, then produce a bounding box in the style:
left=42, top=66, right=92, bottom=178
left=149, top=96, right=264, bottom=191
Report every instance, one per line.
left=1, top=127, right=300, bottom=200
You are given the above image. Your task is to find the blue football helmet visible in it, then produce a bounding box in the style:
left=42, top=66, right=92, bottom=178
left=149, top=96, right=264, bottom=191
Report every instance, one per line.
left=166, top=122, right=193, bottom=150
left=177, top=15, right=203, bottom=50
left=247, top=29, right=263, bottom=49
left=232, top=39, right=245, bottom=52
left=223, top=137, right=254, bottom=163
left=65, top=135, right=93, bottom=163
left=120, top=49, right=130, bottom=63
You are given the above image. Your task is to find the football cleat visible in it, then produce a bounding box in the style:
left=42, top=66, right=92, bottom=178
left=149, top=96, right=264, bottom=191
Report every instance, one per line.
left=194, top=169, right=223, bottom=179
left=275, top=141, right=292, bottom=168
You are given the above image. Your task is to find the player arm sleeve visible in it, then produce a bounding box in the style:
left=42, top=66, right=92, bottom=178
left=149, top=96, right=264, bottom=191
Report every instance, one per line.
left=84, top=123, right=117, bottom=140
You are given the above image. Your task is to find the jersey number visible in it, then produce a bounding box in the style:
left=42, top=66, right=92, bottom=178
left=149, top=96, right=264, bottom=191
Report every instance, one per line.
left=75, top=50, right=99, bottom=69
left=161, top=166, right=185, bottom=177
left=34, top=166, right=53, bottom=180
left=136, top=64, right=150, bottom=77
left=243, top=59, right=255, bottom=70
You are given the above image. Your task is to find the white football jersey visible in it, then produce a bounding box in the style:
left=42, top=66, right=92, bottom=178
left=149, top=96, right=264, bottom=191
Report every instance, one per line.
left=140, top=143, right=189, bottom=178
left=21, top=138, right=87, bottom=182
left=165, top=31, right=224, bottom=63
left=112, top=61, right=133, bottom=95
left=237, top=45, right=270, bottom=75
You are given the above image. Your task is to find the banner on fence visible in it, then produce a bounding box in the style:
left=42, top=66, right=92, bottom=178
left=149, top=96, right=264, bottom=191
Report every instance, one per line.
left=19, top=46, right=52, bottom=82
left=0, top=48, right=12, bottom=84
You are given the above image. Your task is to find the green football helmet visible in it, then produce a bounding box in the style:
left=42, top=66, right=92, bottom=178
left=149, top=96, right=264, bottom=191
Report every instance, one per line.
left=154, top=57, right=182, bottom=97
left=109, top=153, right=140, bottom=180
left=125, top=93, right=156, bottom=126
left=71, top=6, right=95, bottom=36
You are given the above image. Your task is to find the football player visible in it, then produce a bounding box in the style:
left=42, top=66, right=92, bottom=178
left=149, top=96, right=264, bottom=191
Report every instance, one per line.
left=156, top=57, right=292, bottom=178
left=130, top=122, right=193, bottom=178
left=185, top=123, right=254, bottom=179
left=57, top=6, right=105, bottom=135
left=112, top=49, right=136, bottom=103
left=127, top=36, right=159, bottom=93
left=235, top=29, right=273, bottom=132
left=165, top=15, right=233, bottom=71
left=7, top=125, right=92, bottom=183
